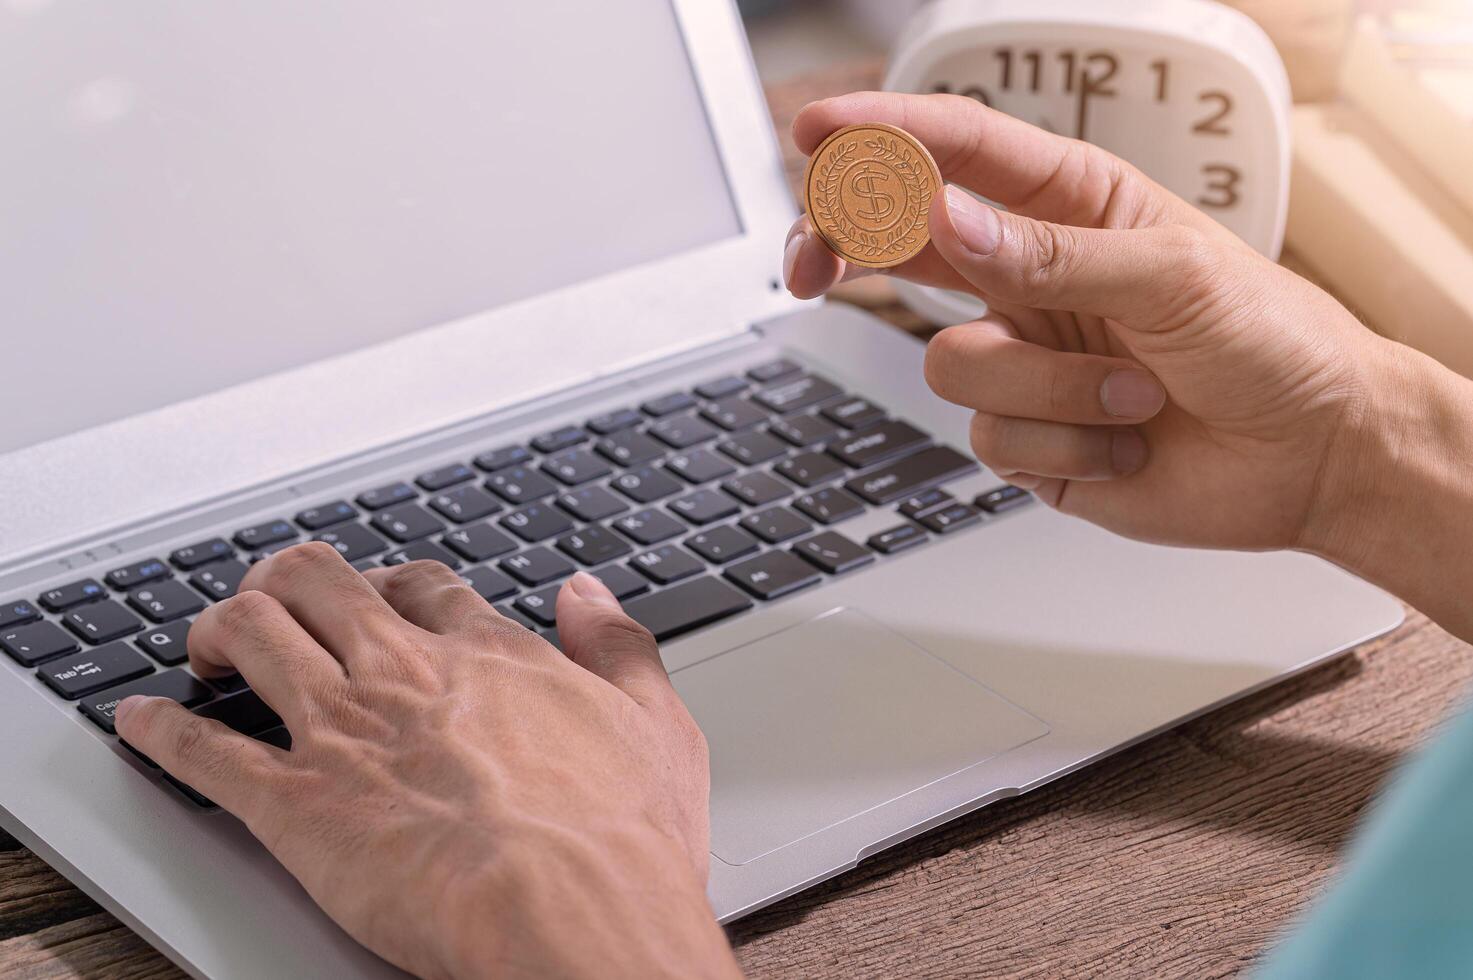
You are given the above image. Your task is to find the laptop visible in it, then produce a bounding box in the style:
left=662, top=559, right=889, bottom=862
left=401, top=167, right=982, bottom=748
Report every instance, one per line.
left=0, top=2, right=1402, bottom=976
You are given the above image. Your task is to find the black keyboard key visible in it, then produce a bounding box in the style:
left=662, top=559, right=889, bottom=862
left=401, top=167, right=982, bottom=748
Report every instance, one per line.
left=668, top=488, right=741, bottom=526
left=383, top=541, right=463, bottom=569
left=370, top=503, right=446, bottom=543
left=356, top=481, right=417, bottom=511
left=700, top=396, right=768, bottom=432
left=685, top=525, right=760, bottom=564
left=164, top=773, right=216, bottom=808
left=611, top=465, right=684, bottom=503
left=530, top=425, right=588, bottom=454
left=189, top=559, right=249, bottom=601
left=694, top=375, right=747, bottom=399
left=251, top=540, right=300, bottom=562
left=753, top=374, right=843, bottom=413
left=828, top=420, right=929, bottom=469
left=207, top=672, right=251, bottom=694
left=976, top=485, right=1033, bottom=514
left=649, top=413, right=719, bottom=449
left=136, top=619, right=192, bottom=665
left=460, top=565, right=519, bottom=601
left=169, top=538, right=234, bottom=570
left=747, top=358, right=801, bottom=383
left=514, top=585, right=562, bottom=626
left=496, top=604, right=542, bottom=631
left=232, top=519, right=297, bottom=551
left=596, top=429, right=667, bottom=467
left=769, top=412, right=843, bottom=448
left=0, top=598, right=41, bottom=630
left=624, top=576, right=752, bottom=642
left=442, top=522, right=519, bottom=562
left=589, top=564, right=650, bottom=600
left=720, top=471, right=790, bottom=508
left=428, top=484, right=502, bottom=524
left=586, top=407, right=644, bottom=435
left=555, top=485, right=628, bottom=523
left=104, top=558, right=170, bottom=591
left=919, top=503, right=982, bottom=534
left=79, top=670, right=212, bottom=734
left=793, top=531, right=875, bottom=574
left=794, top=487, right=866, bottom=525
left=869, top=524, right=928, bottom=554
left=631, top=545, right=705, bottom=585
left=775, top=451, right=847, bottom=488
left=541, top=448, right=613, bottom=487
left=666, top=448, right=736, bottom=485
left=898, top=487, right=954, bottom=519
left=195, top=690, right=281, bottom=736
left=641, top=391, right=697, bottom=417
left=844, top=446, right=980, bottom=505
left=63, top=600, right=143, bottom=644
left=612, top=508, right=687, bottom=546
left=739, top=506, right=813, bottom=544
left=718, top=430, right=787, bottom=466
left=127, top=580, right=206, bottom=623
left=37, top=641, right=153, bottom=700
left=500, top=547, right=576, bottom=587
left=1, top=620, right=79, bottom=667
left=474, top=445, right=533, bottom=472
left=820, top=397, right=886, bottom=430
left=295, top=500, right=358, bottom=530
left=416, top=462, right=475, bottom=492
left=314, top=523, right=390, bottom=562
left=555, top=525, right=632, bottom=566
left=257, top=726, right=292, bottom=751
left=725, top=551, right=822, bottom=600
left=501, top=502, right=574, bottom=543
left=39, top=578, right=107, bottom=612
left=485, top=465, right=557, bottom=505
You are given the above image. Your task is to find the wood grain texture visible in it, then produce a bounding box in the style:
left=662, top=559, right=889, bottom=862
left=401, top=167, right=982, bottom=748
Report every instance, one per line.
left=1, top=61, right=1463, bottom=979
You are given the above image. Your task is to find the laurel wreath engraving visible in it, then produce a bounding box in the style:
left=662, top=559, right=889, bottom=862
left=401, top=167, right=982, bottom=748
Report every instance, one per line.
left=812, top=136, right=932, bottom=260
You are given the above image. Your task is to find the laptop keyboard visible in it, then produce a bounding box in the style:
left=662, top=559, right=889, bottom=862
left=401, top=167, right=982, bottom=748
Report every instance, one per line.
left=1, top=356, right=1033, bottom=807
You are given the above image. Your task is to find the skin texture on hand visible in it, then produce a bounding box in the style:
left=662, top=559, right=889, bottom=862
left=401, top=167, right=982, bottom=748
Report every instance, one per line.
left=114, top=545, right=742, bottom=980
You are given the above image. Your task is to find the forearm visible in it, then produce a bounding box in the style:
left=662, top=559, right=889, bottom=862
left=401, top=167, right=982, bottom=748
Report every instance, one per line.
left=1306, top=338, right=1473, bottom=641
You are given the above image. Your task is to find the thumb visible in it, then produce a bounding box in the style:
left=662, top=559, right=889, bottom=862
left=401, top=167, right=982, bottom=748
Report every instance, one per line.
left=930, top=184, right=1223, bottom=329
left=555, top=571, right=673, bottom=708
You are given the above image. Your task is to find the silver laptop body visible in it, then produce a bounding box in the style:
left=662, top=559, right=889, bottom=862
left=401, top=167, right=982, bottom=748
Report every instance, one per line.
left=0, top=2, right=1401, bottom=976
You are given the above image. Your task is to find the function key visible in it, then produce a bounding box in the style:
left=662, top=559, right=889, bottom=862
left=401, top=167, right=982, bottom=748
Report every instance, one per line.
left=976, top=485, right=1033, bottom=514
left=127, top=580, right=206, bottom=623
left=868, top=524, right=928, bottom=554
left=699, top=396, right=768, bottom=432
left=792, top=531, right=875, bottom=575
left=747, top=358, right=802, bottom=383
left=356, top=482, right=417, bottom=511
left=135, top=619, right=192, bottom=665
left=37, top=641, right=154, bottom=700
left=724, top=551, right=822, bottom=600
left=382, top=541, right=463, bottom=570
left=295, top=499, right=358, bottom=531
left=530, top=426, right=588, bottom=455
left=898, top=487, right=954, bottom=519
left=640, top=391, right=697, bottom=417
left=250, top=540, right=297, bottom=562
left=39, top=578, right=106, bottom=612
left=79, top=669, right=212, bottom=734
left=313, top=523, right=390, bottom=563
left=693, top=375, right=748, bottom=400
left=753, top=374, right=843, bottom=413
left=369, top=503, right=446, bottom=543
left=820, top=397, right=886, bottom=430
left=473, top=445, right=533, bottom=472
left=189, top=559, right=249, bottom=601
left=1, top=620, right=80, bottom=667
left=918, top=503, right=982, bottom=534
left=0, top=598, right=41, bottom=630
left=586, top=408, right=643, bottom=435
left=62, top=600, right=144, bottom=644
left=104, top=557, right=170, bottom=591
left=768, top=413, right=841, bottom=448
left=233, top=519, right=296, bottom=551
left=416, top=462, right=476, bottom=492
left=170, top=537, right=234, bottom=570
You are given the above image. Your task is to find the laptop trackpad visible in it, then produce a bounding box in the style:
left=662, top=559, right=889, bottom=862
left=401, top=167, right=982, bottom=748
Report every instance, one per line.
left=672, top=608, right=1050, bottom=866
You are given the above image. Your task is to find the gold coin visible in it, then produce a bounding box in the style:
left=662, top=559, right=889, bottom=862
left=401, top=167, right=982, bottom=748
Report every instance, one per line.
left=802, top=122, right=942, bottom=269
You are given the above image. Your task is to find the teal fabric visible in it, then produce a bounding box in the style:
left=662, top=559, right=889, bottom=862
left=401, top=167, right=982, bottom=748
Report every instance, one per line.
left=1255, top=697, right=1473, bottom=978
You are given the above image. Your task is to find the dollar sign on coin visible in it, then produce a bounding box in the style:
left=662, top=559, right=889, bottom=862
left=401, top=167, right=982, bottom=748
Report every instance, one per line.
left=802, top=123, right=942, bottom=269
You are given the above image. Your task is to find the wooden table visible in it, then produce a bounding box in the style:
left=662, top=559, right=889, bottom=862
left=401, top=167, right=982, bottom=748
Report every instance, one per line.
left=4, top=63, right=1470, bottom=980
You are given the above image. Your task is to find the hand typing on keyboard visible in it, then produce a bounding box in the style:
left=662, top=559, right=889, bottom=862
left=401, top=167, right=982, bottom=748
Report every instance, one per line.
left=114, top=542, right=741, bottom=979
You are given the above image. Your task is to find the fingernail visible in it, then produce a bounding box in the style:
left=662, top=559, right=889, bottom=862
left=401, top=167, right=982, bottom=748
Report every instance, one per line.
left=944, top=185, right=1000, bottom=256
left=1004, top=473, right=1042, bottom=491
left=1111, top=430, right=1148, bottom=474
left=114, top=695, right=147, bottom=730
left=567, top=570, right=618, bottom=607
left=1100, top=369, right=1166, bottom=419
left=783, top=230, right=807, bottom=288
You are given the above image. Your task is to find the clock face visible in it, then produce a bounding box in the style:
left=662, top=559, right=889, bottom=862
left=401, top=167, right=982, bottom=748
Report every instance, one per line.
left=916, top=38, right=1281, bottom=252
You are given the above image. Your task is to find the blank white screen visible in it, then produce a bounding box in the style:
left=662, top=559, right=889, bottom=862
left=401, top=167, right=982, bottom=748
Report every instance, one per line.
left=0, top=1, right=742, bottom=453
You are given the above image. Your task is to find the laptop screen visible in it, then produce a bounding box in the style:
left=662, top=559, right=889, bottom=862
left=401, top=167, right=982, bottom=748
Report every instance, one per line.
left=0, top=1, right=742, bottom=455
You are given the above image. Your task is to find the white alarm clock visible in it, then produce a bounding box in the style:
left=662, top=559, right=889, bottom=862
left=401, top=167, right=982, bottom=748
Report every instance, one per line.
left=883, top=0, right=1291, bottom=324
